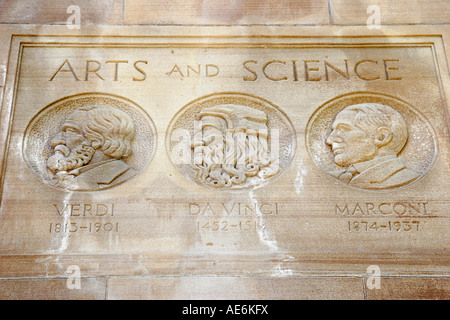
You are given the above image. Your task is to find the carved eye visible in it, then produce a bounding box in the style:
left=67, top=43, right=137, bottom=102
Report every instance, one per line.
left=336, top=124, right=351, bottom=134
left=63, top=126, right=79, bottom=134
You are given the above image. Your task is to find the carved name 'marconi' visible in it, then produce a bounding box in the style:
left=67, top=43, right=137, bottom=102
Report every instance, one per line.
left=335, top=202, right=428, bottom=216
left=48, top=58, right=403, bottom=82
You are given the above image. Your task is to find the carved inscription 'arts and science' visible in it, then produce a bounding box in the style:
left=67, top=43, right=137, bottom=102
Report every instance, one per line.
left=48, top=58, right=403, bottom=83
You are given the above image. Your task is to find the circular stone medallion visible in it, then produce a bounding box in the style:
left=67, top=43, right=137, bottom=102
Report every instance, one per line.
left=23, top=92, right=157, bottom=191
left=166, top=92, right=296, bottom=191
left=306, top=92, right=437, bottom=190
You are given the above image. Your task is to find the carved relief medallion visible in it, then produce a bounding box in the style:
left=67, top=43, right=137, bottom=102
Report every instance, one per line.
left=306, top=92, right=437, bottom=190
left=23, top=93, right=156, bottom=191
left=167, top=92, right=296, bottom=190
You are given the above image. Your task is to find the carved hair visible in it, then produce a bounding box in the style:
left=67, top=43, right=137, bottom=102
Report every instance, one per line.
left=47, top=141, right=95, bottom=173
left=344, top=103, right=408, bottom=154
left=192, top=104, right=280, bottom=188
left=193, top=127, right=279, bottom=188
left=76, top=105, right=135, bottom=159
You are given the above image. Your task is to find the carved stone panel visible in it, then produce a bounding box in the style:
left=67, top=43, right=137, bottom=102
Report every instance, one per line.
left=0, top=31, right=448, bottom=280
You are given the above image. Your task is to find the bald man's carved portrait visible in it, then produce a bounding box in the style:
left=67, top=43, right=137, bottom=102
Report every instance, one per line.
left=326, top=103, right=420, bottom=189
left=46, top=105, right=136, bottom=190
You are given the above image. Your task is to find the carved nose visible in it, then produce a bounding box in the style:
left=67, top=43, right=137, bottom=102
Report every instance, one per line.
left=51, top=133, right=66, bottom=147
left=326, top=131, right=342, bottom=145
left=326, top=133, right=335, bottom=145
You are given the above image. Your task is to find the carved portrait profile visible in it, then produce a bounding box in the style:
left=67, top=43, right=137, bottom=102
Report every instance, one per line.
left=306, top=92, right=437, bottom=190
left=325, top=103, right=420, bottom=189
left=192, top=104, right=280, bottom=188
left=23, top=93, right=156, bottom=191
left=46, top=105, right=137, bottom=190
left=167, top=92, right=296, bottom=190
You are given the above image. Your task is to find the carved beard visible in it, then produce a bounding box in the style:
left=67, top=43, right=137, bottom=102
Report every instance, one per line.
left=193, top=129, right=279, bottom=188
left=47, top=141, right=95, bottom=176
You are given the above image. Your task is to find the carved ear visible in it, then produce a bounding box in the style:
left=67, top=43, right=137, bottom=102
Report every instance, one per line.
left=374, top=127, right=392, bottom=147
